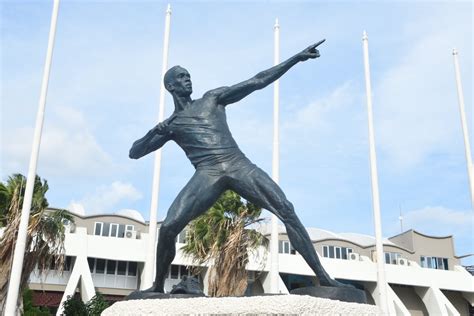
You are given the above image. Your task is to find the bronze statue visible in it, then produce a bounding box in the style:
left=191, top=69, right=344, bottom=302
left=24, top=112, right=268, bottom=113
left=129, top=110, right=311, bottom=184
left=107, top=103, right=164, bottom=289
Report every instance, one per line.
left=130, top=40, right=349, bottom=293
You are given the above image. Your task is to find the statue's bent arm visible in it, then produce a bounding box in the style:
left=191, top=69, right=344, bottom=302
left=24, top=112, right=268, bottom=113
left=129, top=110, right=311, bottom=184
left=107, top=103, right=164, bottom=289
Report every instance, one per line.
left=129, top=128, right=172, bottom=159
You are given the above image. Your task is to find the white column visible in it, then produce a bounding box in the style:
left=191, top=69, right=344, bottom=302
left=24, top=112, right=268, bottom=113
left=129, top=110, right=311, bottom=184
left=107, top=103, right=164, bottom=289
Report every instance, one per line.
left=415, top=287, right=461, bottom=316
left=4, top=1, right=60, bottom=314
left=56, top=228, right=95, bottom=316
left=367, top=282, right=410, bottom=316
left=142, top=3, right=172, bottom=290
left=362, top=31, right=389, bottom=315
left=269, top=18, right=280, bottom=293
left=452, top=49, right=474, bottom=209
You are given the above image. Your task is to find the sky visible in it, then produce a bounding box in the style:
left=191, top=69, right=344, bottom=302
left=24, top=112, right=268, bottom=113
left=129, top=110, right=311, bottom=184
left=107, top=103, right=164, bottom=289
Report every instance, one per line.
left=1, top=1, right=473, bottom=265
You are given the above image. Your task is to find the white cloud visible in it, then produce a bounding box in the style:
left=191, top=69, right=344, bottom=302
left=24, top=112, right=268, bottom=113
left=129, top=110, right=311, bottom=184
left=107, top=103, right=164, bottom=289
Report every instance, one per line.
left=374, top=17, right=471, bottom=170
left=285, top=81, right=355, bottom=134
left=281, top=81, right=360, bottom=156
left=400, top=206, right=473, bottom=238
left=1, top=105, right=113, bottom=176
left=68, top=202, right=86, bottom=217
left=68, top=181, right=142, bottom=214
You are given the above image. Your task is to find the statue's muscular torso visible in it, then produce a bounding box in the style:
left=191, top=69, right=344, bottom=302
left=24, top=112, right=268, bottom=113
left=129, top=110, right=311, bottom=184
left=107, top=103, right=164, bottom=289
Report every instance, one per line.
left=168, top=93, right=248, bottom=169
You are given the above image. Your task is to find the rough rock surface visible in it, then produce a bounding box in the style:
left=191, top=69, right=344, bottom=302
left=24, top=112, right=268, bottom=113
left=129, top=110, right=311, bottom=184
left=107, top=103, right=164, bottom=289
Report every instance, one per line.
left=102, top=294, right=381, bottom=315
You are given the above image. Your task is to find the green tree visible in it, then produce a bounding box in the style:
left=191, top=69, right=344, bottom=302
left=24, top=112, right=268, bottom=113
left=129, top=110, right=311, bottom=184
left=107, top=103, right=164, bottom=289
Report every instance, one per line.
left=0, top=174, right=49, bottom=227
left=85, top=293, right=109, bottom=316
left=0, top=174, right=73, bottom=313
left=62, top=293, right=109, bottom=316
left=22, top=288, right=50, bottom=316
left=181, top=190, right=268, bottom=297
left=62, top=295, right=87, bottom=316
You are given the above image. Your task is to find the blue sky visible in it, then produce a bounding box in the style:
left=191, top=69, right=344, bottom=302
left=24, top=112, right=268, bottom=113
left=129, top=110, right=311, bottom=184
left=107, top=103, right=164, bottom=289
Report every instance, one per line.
left=1, top=1, right=473, bottom=264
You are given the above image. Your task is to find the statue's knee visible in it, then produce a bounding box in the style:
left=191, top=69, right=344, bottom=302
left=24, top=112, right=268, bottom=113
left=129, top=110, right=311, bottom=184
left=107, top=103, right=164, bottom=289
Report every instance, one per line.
left=279, top=199, right=294, bottom=213
left=280, top=200, right=298, bottom=221
left=285, top=200, right=295, bottom=212
left=159, top=221, right=179, bottom=240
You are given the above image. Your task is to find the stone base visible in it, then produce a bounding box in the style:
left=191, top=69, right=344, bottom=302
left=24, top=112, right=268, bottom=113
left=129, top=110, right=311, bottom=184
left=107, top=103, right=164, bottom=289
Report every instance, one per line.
left=125, top=290, right=205, bottom=300
left=103, top=294, right=381, bottom=315
left=290, top=285, right=367, bottom=304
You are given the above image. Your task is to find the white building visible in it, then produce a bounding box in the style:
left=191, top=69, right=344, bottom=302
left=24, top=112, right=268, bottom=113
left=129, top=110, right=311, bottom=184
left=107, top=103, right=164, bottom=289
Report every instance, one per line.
left=28, top=209, right=473, bottom=315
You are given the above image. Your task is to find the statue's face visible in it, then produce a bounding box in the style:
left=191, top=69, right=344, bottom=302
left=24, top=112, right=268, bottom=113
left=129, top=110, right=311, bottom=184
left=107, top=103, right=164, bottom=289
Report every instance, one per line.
left=168, top=67, right=193, bottom=96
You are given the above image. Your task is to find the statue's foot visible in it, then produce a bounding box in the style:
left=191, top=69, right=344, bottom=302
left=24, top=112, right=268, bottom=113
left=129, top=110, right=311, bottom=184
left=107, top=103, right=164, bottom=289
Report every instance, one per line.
left=126, top=278, right=205, bottom=300
left=170, top=276, right=205, bottom=296
left=125, top=285, right=165, bottom=300
left=138, top=283, right=165, bottom=293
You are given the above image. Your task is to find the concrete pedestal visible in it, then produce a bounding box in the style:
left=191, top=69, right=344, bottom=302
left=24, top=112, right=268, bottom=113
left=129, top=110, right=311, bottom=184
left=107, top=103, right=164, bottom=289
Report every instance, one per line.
left=102, top=294, right=381, bottom=315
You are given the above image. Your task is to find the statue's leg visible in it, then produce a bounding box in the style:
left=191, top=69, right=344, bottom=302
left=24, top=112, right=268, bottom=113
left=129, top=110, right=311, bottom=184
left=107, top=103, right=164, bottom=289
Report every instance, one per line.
left=152, top=169, right=225, bottom=292
left=229, top=165, right=347, bottom=288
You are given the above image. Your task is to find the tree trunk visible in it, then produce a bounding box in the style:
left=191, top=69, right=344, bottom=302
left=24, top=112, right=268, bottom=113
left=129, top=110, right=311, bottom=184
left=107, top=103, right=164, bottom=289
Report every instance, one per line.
left=0, top=192, right=24, bottom=315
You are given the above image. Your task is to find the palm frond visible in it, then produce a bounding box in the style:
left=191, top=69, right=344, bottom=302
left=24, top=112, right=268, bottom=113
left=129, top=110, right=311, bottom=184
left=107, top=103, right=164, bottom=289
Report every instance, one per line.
left=182, top=190, right=268, bottom=297
left=0, top=174, right=71, bottom=312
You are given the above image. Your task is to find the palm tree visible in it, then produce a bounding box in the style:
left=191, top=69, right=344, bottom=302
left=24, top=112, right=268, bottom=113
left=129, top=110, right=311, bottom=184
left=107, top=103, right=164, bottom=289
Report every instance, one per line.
left=181, top=190, right=268, bottom=297
left=0, top=174, right=73, bottom=313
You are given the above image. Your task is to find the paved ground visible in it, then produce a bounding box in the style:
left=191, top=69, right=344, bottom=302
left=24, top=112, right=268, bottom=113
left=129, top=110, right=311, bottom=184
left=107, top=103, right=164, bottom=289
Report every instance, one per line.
left=102, top=294, right=381, bottom=315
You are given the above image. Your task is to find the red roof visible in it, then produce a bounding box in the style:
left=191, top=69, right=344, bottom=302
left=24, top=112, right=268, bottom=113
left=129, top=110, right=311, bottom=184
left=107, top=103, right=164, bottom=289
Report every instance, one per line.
left=31, top=291, right=125, bottom=308
left=32, top=291, right=63, bottom=307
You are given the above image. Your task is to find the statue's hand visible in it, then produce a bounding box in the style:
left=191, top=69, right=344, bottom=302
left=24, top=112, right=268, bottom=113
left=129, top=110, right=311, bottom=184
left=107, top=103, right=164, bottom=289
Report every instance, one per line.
left=151, top=121, right=169, bottom=135
left=299, top=39, right=326, bottom=61
left=150, top=115, right=176, bottom=135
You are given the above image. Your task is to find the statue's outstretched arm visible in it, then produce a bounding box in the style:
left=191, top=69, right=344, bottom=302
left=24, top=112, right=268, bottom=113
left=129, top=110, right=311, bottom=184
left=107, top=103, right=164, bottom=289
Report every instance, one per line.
left=216, top=40, right=325, bottom=106
left=129, top=116, right=175, bottom=159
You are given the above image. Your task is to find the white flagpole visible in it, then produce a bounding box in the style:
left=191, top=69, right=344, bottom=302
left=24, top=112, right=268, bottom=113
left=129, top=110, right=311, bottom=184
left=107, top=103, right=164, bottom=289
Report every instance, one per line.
left=362, top=31, right=389, bottom=314
left=452, top=49, right=474, bottom=209
left=5, top=0, right=60, bottom=314
left=142, top=3, right=172, bottom=289
left=270, top=18, right=280, bottom=293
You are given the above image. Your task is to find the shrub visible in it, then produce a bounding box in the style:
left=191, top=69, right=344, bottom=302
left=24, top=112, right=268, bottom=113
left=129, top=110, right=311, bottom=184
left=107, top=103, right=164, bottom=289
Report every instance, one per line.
left=62, top=295, right=87, bottom=316
left=62, top=292, right=109, bottom=316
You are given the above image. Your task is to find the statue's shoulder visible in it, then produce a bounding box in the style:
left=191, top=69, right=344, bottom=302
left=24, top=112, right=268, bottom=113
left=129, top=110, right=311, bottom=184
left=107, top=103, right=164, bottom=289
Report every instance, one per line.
left=203, top=86, right=228, bottom=99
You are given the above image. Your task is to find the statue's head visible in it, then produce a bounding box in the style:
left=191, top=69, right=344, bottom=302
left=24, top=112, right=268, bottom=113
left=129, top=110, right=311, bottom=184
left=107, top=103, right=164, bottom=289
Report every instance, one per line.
left=164, top=65, right=193, bottom=96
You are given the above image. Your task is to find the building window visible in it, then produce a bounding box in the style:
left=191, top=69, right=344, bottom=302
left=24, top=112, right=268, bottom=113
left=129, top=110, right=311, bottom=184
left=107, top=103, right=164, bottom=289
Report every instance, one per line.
left=345, top=248, right=353, bottom=259
left=102, top=223, right=110, bottom=237
left=64, top=256, right=74, bottom=271
left=88, top=258, right=139, bottom=276
left=117, top=261, right=127, bottom=276
left=180, top=265, right=190, bottom=278
left=88, top=258, right=94, bottom=272
left=110, top=223, right=119, bottom=237
left=177, top=229, right=187, bottom=244
left=168, top=264, right=192, bottom=280
left=420, top=256, right=448, bottom=270
left=118, top=224, right=126, bottom=238
left=94, top=222, right=103, bottom=236
left=328, top=246, right=334, bottom=258
left=371, top=251, right=403, bottom=264
left=170, top=265, right=179, bottom=279
left=322, top=245, right=353, bottom=260
left=128, top=261, right=137, bottom=276
left=279, top=240, right=296, bottom=255
left=107, top=260, right=116, bottom=275
left=96, top=259, right=106, bottom=274
left=93, top=222, right=134, bottom=238
left=441, top=258, right=448, bottom=270
left=385, top=252, right=402, bottom=264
